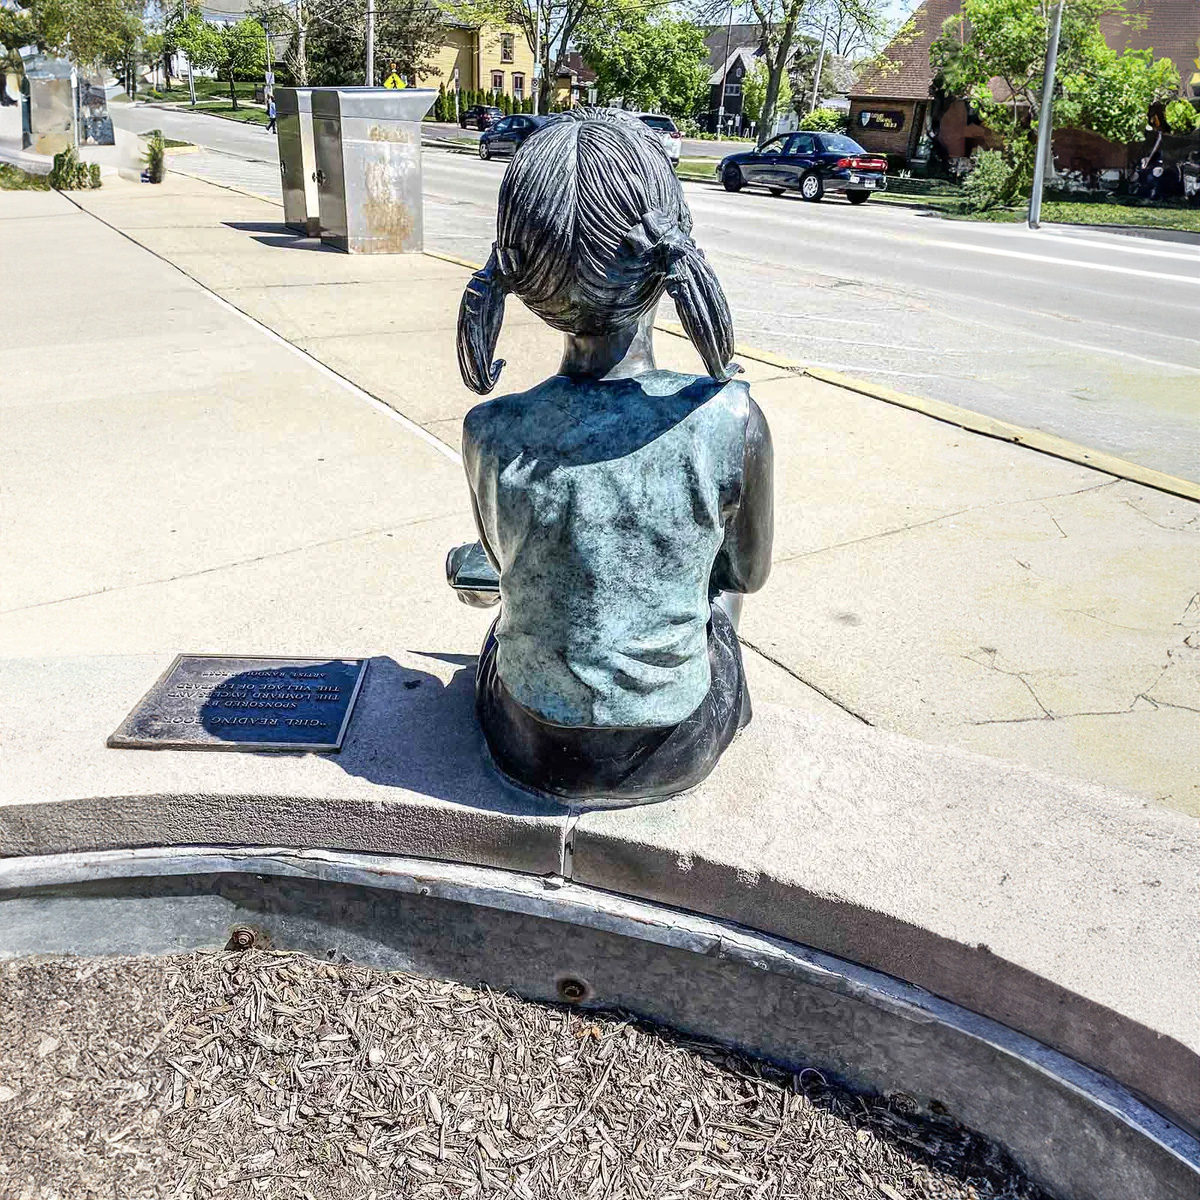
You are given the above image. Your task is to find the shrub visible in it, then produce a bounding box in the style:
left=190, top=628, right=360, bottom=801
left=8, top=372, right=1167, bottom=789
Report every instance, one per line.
left=49, top=147, right=91, bottom=190
left=88, top=162, right=102, bottom=188
left=961, top=147, right=1015, bottom=211
left=1165, top=98, right=1198, bottom=134
left=143, top=130, right=166, bottom=183
left=800, top=107, right=846, bottom=133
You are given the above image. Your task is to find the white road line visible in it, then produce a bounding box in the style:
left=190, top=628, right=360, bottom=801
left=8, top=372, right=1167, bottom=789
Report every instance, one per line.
left=1000, top=226, right=1200, bottom=263
left=914, top=236, right=1200, bottom=284
left=681, top=187, right=1200, bottom=282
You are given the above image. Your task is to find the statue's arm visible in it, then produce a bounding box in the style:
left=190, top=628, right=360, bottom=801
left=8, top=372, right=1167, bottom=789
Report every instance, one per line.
left=450, top=420, right=503, bottom=608
left=711, top=398, right=774, bottom=596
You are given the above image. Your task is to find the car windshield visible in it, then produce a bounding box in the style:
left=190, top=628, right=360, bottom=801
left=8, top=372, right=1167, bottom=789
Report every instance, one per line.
left=819, top=134, right=866, bottom=154
left=639, top=116, right=677, bottom=132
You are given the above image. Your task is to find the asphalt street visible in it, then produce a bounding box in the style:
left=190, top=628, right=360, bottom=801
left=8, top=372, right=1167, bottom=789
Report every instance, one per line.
left=116, top=104, right=1200, bottom=480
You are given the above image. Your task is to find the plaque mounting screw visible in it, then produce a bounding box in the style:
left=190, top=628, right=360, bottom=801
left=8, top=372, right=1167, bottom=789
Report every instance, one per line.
left=229, top=927, right=256, bottom=951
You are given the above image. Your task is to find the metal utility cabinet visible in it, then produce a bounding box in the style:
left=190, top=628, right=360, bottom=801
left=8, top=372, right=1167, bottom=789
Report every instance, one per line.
left=276, top=87, right=319, bottom=236
left=312, top=87, right=437, bottom=254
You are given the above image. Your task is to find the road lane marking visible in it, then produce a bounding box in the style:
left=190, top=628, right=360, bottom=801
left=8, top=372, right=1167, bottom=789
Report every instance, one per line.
left=914, top=236, right=1200, bottom=284
left=681, top=187, right=1200, bottom=281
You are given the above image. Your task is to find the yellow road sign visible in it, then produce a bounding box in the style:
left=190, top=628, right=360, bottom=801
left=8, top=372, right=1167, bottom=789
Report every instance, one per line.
left=383, top=73, right=406, bottom=89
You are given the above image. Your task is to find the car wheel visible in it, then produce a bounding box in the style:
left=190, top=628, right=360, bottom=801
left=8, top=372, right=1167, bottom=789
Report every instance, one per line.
left=847, top=190, right=871, bottom=205
left=799, top=171, right=824, bottom=201
left=478, top=141, right=490, bottom=160
left=722, top=165, right=743, bottom=192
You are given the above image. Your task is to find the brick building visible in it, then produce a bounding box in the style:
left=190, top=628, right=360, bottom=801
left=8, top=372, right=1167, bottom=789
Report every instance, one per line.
left=849, top=0, right=1200, bottom=171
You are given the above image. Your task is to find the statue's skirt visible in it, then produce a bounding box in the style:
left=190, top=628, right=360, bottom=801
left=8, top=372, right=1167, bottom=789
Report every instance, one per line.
left=476, top=604, right=751, bottom=802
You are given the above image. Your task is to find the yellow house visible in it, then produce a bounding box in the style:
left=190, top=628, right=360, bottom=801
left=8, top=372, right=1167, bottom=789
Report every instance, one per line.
left=422, top=23, right=537, bottom=104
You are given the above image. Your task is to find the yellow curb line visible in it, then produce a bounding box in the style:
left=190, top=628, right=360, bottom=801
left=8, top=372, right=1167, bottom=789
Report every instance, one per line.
left=426, top=251, right=1199, bottom=501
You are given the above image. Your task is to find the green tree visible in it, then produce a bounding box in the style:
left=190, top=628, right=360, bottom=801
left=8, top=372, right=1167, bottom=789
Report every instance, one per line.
left=742, top=58, right=792, bottom=131
left=23, top=0, right=142, bottom=69
left=175, top=16, right=264, bottom=108
left=0, top=7, right=36, bottom=104
left=578, top=12, right=708, bottom=117
left=705, top=0, right=884, bottom=147
left=933, top=0, right=1182, bottom=207
left=787, top=32, right=837, bottom=114
left=257, top=0, right=443, bottom=87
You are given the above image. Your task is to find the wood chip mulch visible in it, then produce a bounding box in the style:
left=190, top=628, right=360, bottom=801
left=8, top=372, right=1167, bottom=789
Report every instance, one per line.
left=0, top=952, right=1048, bottom=1200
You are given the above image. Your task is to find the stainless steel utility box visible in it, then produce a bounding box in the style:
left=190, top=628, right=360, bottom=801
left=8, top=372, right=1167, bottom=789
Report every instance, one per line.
left=312, top=87, right=437, bottom=254
left=20, top=54, right=75, bottom=157
left=276, top=87, right=319, bottom=236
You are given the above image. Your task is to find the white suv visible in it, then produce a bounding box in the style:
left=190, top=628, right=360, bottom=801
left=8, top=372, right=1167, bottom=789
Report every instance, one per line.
left=635, top=113, right=682, bottom=163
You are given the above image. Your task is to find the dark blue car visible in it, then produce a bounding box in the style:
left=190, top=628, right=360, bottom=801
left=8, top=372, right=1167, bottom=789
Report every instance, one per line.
left=717, top=132, right=889, bottom=204
left=478, top=115, right=550, bottom=160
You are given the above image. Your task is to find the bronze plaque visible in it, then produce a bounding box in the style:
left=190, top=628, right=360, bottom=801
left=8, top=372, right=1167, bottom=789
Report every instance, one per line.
left=108, top=655, right=368, bottom=752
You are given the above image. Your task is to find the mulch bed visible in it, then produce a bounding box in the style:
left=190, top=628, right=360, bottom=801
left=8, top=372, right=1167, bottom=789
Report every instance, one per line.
left=0, top=952, right=1047, bottom=1200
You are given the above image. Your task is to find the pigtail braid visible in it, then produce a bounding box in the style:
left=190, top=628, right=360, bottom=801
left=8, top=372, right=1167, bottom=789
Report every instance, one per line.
left=457, top=246, right=511, bottom=395
left=664, top=242, right=737, bottom=384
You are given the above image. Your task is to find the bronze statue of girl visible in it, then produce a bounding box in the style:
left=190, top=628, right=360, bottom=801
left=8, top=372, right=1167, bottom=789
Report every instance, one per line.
left=453, top=109, right=773, bottom=804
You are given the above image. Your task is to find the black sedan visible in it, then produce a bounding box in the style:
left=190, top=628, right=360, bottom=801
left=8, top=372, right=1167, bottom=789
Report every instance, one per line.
left=717, top=132, right=888, bottom=204
left=478, top=114, right=549, bottom=159
left=460, top=104, right=502, bottom=131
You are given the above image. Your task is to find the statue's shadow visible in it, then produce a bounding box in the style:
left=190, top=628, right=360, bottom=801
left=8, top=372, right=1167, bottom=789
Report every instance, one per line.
left=321, top=653, right=560, bottom=817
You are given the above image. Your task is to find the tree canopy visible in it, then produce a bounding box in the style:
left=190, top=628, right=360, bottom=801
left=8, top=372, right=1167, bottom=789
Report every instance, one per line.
left=13, top=0, right=142, bottom=70
left=578, top=10, right=709, bottom=118
left=932, top=0, right=1183, bottom=200
left=173, top=15, right=265, bottom=107
left=254, top=0, right=444, bottom=86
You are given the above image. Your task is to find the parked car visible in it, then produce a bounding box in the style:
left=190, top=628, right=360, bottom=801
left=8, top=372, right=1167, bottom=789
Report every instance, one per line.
left=478, top=114, right=550, bottom=159
left=717, top=132, right=888, bottom=203
left=634, top=112, right=682, bottom=163
left=460, top=104, right=502, bottom=131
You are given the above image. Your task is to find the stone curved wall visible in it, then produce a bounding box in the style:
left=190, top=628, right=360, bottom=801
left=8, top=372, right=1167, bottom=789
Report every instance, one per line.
left=1, top=654, right=1198, bottom=1197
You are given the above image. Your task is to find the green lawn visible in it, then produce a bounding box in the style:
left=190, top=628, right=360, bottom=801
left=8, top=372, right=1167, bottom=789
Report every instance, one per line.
left=956, top=199, right=1199, bottom=234
left=143, top=80, right=261, bottom=105
left=0, top=163, right=50, bottom=191
left=197, top=103, right=272, bottom=127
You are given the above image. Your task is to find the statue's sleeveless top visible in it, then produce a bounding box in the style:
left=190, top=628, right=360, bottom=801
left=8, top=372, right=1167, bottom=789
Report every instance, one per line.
left=463, top=370, right=749, bottom=728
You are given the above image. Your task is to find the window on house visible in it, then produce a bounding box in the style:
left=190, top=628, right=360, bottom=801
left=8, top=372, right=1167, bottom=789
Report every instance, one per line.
left=724, top=81, right=741, bottom=97
left=500, top=34, right=514, bottom=63
left=512, top=73, right=525, bottom=99
left=491, top=71, right=504, bottom=93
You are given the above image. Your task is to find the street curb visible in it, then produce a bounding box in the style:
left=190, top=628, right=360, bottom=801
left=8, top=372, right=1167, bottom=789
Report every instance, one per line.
left=806, top=366, right=1200, bottom=502
left=1045, top=221, right=1200, bottom=246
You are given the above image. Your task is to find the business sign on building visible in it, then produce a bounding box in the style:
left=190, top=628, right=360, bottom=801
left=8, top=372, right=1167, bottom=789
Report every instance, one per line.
left=858, top=109, right=906, bottom=133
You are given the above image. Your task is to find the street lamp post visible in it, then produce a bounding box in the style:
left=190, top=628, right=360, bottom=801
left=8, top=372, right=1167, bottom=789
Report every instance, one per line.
left=365, top=0, right=375, bottom=86
left=810, top=16, right=828, bottom=114
left=1028, top=0, right=1064, bottom=230
left=716, top=0, right=734, bottom=136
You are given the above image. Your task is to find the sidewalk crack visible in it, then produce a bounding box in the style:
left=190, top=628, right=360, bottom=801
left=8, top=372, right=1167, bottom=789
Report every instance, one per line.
left=738, top=637, right=871, bottom=725
left=0, top=512, right=450, bottom=616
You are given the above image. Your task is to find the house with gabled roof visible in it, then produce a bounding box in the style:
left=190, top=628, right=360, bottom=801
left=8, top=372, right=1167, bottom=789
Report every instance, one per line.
left=849, top=0, right=1200, bottom=171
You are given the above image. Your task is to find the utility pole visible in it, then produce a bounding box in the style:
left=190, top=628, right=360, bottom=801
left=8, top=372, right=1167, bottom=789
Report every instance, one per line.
left=809, top=16, right=828, bottom=113
left=715, top=0, right=734, bottom=136
left=531, top=0, right=541, bottom=115
left=1028, top=0, right=1063, bottom=230
left=365, top=0, right=375, bottom=86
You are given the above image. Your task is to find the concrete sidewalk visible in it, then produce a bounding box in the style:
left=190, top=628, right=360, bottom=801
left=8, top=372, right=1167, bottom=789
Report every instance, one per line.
left=1, top=173, right=1196, bottom=815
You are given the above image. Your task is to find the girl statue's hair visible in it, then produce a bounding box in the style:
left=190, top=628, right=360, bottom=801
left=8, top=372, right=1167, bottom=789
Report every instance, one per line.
left=457, top=109, right=736, bottom=395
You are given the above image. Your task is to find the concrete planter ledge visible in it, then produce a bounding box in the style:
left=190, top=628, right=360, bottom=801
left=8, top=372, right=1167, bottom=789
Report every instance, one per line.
left=2, top=653, right=1198, bottom=1199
